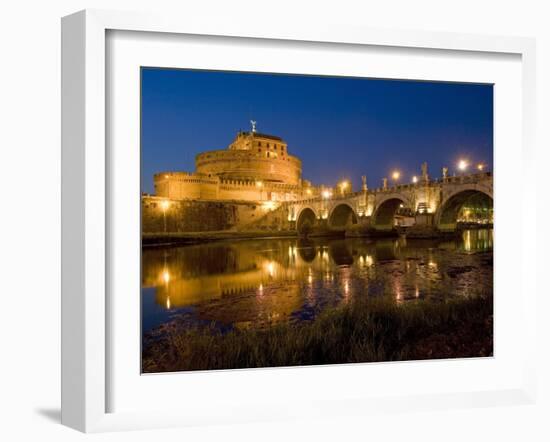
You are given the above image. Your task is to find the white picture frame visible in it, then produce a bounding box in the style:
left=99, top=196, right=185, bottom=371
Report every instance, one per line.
left=61, top=9, right=537, bottom=433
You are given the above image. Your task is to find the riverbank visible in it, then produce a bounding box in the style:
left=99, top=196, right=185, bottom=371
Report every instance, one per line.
left=143, top=224, right=493, bottom=246
left=142, top=293, right=493, bottom=373
left=141, top=229, right=352, bottom=246
left=142, top=230, right=298, bottom=247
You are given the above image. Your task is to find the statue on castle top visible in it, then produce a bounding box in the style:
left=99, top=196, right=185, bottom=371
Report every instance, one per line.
left=250, top=120, right=257, bottom=133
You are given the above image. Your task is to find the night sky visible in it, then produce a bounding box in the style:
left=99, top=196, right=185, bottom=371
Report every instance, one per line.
left=141, top=68, right=493, bottom=194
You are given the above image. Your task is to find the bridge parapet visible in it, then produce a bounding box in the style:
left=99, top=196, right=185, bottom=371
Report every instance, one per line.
left=284, top=171, right=492, bottom=235
left=288, top=172, right=492, bottom=205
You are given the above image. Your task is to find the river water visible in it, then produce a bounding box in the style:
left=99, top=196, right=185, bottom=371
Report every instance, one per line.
left=141, top=229, right=493, bottom=335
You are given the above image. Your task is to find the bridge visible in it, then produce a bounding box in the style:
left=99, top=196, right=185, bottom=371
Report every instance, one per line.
left=283, top=171, right=493, bottom=236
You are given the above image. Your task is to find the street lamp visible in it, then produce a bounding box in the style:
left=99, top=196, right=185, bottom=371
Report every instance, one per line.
left=457, top=159, right=469, bottom=172
left=322, top=190, right=332, bottom=199
left=477, top=163, right=485, bottom=171
left=412, top=175, right=418, bottom=184
left=391, top=170, right=401, bottom=183
left=339, top=180, right=349, bottom=195
left=160, top=199, right=170, bottom=232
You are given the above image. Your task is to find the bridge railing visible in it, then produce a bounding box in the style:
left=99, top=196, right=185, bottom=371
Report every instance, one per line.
left=288, top=171, right=492, bottom=204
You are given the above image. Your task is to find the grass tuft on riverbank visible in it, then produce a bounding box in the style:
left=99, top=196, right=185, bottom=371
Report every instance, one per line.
left=142, top=294, right=493, bottom=373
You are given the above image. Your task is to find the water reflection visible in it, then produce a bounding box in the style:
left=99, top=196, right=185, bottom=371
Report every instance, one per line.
left=142, top=229, right=493, bottom=333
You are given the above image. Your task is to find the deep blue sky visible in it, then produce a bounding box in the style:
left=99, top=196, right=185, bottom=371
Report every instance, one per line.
left=141, top=68, right=493, bottom=194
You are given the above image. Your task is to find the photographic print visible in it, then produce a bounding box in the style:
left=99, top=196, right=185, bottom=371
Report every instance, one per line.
left=141, top=69, right=493, bottom=373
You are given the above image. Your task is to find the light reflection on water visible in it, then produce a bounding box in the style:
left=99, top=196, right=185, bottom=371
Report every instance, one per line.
left=141, top=229, right=493, bottom=334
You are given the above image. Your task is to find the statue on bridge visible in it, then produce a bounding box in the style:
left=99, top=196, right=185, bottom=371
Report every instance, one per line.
left=362, top=175, right=368, bottom=192
left=421, top=162, right=429, bottom=183
left=442, top=166, right=448, bottom=180
left=382, top=177, right=388, bottom=190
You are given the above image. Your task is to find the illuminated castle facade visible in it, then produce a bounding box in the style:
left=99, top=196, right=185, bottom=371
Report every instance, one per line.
left=154, top=123, right=328, bottom=202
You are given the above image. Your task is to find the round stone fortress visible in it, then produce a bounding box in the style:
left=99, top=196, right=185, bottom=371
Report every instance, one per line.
left=154, top=124, right=320, bottom=202
left=196, top=131, right=302, bottom=185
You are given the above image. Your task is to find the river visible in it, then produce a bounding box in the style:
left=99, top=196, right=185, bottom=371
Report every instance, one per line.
left=141, top=229, right=493, bottom=335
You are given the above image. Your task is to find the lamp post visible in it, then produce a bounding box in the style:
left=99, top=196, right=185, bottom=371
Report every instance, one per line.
left=457, top=159, right=469, bottom=173
left=339, top=180, right=349, bottom=195
left=391, top=170, right=401, bottom=184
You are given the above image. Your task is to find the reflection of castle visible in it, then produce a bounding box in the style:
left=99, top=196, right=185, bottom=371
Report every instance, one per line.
left=154, top=123, right=330, bottom=202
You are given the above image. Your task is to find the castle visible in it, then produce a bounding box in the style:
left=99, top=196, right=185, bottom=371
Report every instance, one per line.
left=153, top=122, right=335, bottom=202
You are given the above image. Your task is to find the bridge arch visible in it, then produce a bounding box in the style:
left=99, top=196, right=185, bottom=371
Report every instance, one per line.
left=296, top=207, right=318, bottom=235
left=328, top=203, right=358, bottom=230
left=372, top=195, right=410, bottom=230
left=436, top=187, right=493, bottom=232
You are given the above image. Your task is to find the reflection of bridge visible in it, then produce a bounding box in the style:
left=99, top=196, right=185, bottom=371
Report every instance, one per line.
left=286, top=172, right=493, bottom=234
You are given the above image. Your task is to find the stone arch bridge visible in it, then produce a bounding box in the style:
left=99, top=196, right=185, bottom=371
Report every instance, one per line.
left=284, top=172, right=493, bottom=236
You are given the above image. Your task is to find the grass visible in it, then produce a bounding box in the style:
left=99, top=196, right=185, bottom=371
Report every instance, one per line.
left=142, top=294, right=493, bottom=373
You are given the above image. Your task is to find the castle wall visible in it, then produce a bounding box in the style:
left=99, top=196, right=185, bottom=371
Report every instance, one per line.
left=142, top=196, right=287, bottom=233
left=195, top=149, right=301, bottom=185
left=154, top=172, right=219, bottom=200
left=154, top=173, right=319, bottom=202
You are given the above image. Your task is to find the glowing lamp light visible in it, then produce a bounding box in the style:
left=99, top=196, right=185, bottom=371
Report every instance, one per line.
left=458, top=159, right=468, bottom=171
left=477, top=163, right=485, bottom=171
left=412, top=176, right=418, bottom=184
left=256, top=181, right=263, bottom=187
left=262, top=201, right=277, bottom=211
left=391, top=171, right=401, bottom=181
left=162, top=270, right=170, bottom=284
left=160, top=200, right=171, bottom=211
left=322, top=190, right=332, bottom=199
